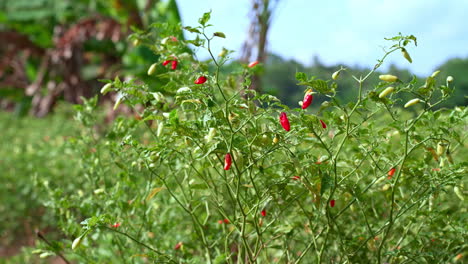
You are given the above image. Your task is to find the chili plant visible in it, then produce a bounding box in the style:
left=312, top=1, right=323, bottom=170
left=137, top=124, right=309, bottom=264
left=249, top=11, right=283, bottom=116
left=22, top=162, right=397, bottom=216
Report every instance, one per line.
left=36, top=12, right=466, bottom=264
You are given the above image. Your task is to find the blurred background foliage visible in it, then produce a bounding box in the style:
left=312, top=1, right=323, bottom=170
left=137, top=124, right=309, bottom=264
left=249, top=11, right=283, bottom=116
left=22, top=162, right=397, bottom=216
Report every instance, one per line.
left=0, top=0, right=466, bottom=118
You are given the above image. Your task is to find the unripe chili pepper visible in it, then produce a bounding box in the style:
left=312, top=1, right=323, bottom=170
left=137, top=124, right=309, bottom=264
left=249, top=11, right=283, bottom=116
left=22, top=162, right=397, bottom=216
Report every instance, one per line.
left=248, top=61, right=259, bottom=68
left=388, top=168, right=396, bottom=179
left=273, top=136, right=279, bottom=144
left=224, top=153, right=232, bottom=170
left=72, top=235, right=84, bottom=250
left=447, top=76, right=454, bottom=83
left=279, top=112, right=290, bottom=131
left=401, top=48, right=412, bottom=63
left=454, top=186, right=464, bottom=201
left=436, top=142, right=447, bottom=156
left=332, top=70, right=340, bottom=80
left=261, top=209, right=266, bottom=217
left=379, top=74, right=398, bottom=82
left=100, top=83, right=112, bottom=95
left=171, top=60, right=178, bottom=70
left=302, top=93, right=313, bottom=109
left=157, top=122, right=164, bottom=137
left=132, top=39, right=140, bottom=46
left=113, top=96, right=123, bottom=110
left=404, top=98, right=421, bottom=108
left=431, top=70, right=441, bottom=78
left=320, top=119, right=327, bottom=129
left=205, top=128, right=216, bottom=142
left=378, top=86, right=395, bottom=98
left=446, top=148, right=454, bottom=164
left=147, top=63, right=158, bottom=75
left=194, top=76, right=207, bottom=84
left=330, top=200, right=335, bottom=207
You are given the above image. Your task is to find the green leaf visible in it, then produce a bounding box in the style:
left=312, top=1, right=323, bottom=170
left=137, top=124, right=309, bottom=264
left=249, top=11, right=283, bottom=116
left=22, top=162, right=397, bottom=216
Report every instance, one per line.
left=198, top=11, right=211, bottom=26
left=311, top=79, right=329, bottom=93
left=320, top=171, right=332, bottom=196
left=295, top=72, right=307, bottom=82
left=184, top=26, right=201, bottom=34
left=213, top=32, right=226, bottom=38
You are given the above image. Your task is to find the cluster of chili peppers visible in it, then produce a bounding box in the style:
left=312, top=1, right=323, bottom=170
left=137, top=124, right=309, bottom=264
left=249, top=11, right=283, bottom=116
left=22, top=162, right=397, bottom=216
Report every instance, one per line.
left=163, top=59, right=178, bottom=70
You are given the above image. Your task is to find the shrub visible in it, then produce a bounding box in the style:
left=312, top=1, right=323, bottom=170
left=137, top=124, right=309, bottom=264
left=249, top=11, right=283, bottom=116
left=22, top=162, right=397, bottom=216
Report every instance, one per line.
left=31, top=12, right=466, bottom=263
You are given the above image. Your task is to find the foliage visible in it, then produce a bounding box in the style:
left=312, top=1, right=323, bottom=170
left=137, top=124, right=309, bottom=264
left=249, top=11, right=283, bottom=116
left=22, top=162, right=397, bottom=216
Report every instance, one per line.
left=0, top=104, right=81, bottom=256
left=1, top=9, right=467, bottom=264
left=261, top=55, right=468, bottom=111
left=5, top=14, right=461, bottom=264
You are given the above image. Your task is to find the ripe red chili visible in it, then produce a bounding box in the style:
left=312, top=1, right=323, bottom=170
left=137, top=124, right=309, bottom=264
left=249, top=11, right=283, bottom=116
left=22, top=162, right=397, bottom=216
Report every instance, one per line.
left=194, top=76, right=207, bottom=84
left=291, top=176, right=300, bottom=181
left=174, top=242, right=182, bottom=250
left=248, top=61, right=259, bottom=68
left=217, top=220, right=223, bottom=224
left=171, top=60, right=178, bottom=70
left=162, top=60, right=171, bottom=66
left=279, top=112, right=290, bottom=131
left=302, top=93, right=313, bottom=109
left=320, top=119, right=327, bottom=129
left=223, top=218, right=230, bottom=224
left=330, top=200, right=335, bottom=207
left=111, top=222, right=121, bottom=228
left=388, top=168, right=396, bottom=179
left=224, top=153, right=232, bottom=170
left=261, top=209, right=266, bottom=217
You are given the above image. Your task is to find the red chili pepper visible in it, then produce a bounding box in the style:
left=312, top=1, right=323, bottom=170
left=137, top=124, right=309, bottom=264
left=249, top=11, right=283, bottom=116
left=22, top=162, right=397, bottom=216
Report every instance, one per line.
left=170, top=36, right=178, bottom=42
left=291, top=176, right=301, bottom=181
left=111, top=222, right=121, bottom=228
left=387, top=168, right=396, bottom=179
left=248, top=61, right=259, bottom=68
left=162, top=60, right=171, bottom=66
left=171, top=60, right=178, bottom=70
left=217, top=220, right=223, bottom=224
left=223, top=218, right=230, bottom=224
left=194, top=76, right=207, bottom=84
left=224, top=153, right=232, bottom=170
left=320, top=119, right=327, bottom=129
left=261, top=209, right=266, bottom=217
left=330, top=200, right=335, bottom=207
left=174, top=242, right=183, bottom=250
left=279, top=112, right=290, bottom=131
left=302, top=93, right=313, bottom=109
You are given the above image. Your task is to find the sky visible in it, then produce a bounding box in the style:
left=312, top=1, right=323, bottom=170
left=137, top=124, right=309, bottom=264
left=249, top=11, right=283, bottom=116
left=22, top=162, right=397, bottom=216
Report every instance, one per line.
left=176, top=0, right=468, bottom=76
